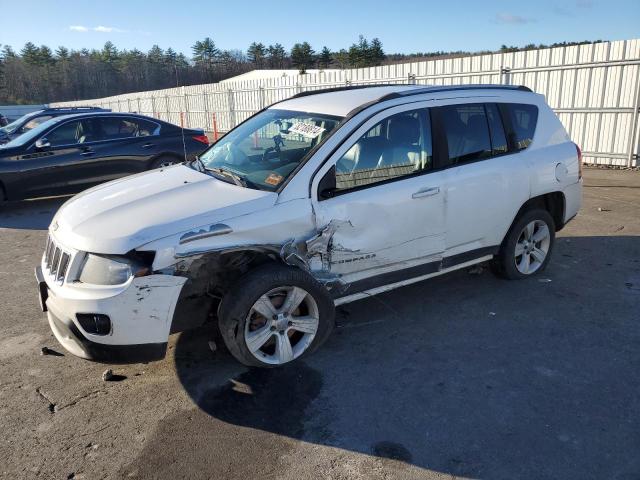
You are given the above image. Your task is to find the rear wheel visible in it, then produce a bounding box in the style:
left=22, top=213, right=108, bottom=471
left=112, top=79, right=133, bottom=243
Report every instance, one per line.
left=150, top=156, right=180, bottom=169
left=493, top=208, right=555, bottom=280
left=218, top=264, right=335, bottom=368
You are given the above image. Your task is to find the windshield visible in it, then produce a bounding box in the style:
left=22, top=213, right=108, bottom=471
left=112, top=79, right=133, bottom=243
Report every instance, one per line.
left=198, top=109, right=341, bottom=191
left=0, top=111, right=42, bottom=134
left=1, top=116, right=66, bottom=148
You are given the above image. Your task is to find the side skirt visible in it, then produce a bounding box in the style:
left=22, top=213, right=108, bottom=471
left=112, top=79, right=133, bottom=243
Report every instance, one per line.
left=334, top=254, right=494, bottom=306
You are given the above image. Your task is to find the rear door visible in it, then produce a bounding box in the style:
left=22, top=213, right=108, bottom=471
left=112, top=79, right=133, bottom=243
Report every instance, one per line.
left=90, top=116, right=162, bottom=176
left=310, top=102, right=448, bottom=290
left=433, top=102, right=531, bottom=256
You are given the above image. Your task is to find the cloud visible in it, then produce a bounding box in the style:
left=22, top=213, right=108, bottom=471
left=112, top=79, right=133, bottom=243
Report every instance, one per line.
left=93, top=25, right=125, bottom=33
left=495, top=13, right=536, bottom=24
left=69, top=25, right=89, bottom=32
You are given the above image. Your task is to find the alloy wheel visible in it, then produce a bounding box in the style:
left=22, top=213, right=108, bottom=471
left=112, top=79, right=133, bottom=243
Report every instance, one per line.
left=244, top=286, right=319, bottom=365
left=514, top=220, right=551, bottom=275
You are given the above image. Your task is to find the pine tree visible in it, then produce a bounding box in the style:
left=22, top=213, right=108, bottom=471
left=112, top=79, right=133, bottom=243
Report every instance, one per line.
left=247, top=42, right=266, bottom=67
left=291, top=42, right=315, bottom=74
left=318, top=47, right=332, bottom=69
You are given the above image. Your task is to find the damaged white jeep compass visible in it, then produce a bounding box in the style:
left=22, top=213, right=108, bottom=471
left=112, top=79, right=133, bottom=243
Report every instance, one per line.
left=36, top=84, right=582, bottom=367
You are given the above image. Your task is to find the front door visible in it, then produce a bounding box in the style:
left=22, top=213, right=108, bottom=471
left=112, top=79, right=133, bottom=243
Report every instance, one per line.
left=14, top=118, right=97, bottom=198
left=311, top=103, right=447, bottom=289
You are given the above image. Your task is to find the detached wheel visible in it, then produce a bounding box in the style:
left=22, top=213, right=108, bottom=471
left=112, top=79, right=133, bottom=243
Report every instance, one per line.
left=150, top=156, right=180, bottom=169
left=218, top=264, right=335, bottom=368
left=493, top=208, right=555, bottom=280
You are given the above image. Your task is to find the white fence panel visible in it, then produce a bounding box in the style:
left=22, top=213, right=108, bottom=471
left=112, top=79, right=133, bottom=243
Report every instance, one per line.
left=52, top=39, right=640, bottom=167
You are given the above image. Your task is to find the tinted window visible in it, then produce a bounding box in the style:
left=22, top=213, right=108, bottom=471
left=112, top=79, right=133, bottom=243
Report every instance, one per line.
left=94, top=117, right=159, bottom=140
left=485, top=104, right=508, bottom=155
left=505, top=103, right=538, bottom=150
left=47, top=120, right=82, bottom=146
left=46, top=119, right=100, bottom=146
left=439, top=104, right=491, bottom=165
left=334, top=109, right=432, bottom=191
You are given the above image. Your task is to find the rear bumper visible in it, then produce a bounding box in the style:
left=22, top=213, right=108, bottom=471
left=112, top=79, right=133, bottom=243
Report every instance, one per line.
left=36, top=265, right=186, bottom=363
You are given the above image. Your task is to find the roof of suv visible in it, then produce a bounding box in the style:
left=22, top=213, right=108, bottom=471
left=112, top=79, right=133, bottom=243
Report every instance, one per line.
left=275, top=84, right=532, bottom=117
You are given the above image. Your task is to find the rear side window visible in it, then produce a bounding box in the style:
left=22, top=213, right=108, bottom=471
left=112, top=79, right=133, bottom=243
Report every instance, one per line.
left=438, top=104, right=491, bottom=165
left=94, top=117, right=159, bottom=140
left=504, top=103, right=538, bottom=150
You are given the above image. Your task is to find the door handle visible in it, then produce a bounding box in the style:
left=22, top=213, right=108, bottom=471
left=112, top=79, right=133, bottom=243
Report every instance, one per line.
left=412, top=186, right=440, bottom=199
left=142, top=143, right=154, bottom=149
left=80, top=148, right=94, bottom=156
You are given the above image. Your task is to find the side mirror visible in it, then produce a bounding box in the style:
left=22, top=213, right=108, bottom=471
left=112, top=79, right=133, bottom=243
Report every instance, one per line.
left=35, top=138, right=51, bottom=149
left=318, top=165, right=337, bottom=200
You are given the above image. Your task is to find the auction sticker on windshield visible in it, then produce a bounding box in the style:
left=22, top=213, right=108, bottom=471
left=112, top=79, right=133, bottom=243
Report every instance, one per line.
left=265, top=172, right=284, bottom=186
left=288, top=123, right=325, bottom=138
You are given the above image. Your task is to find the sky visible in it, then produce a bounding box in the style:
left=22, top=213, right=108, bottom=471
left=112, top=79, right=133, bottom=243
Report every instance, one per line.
left=0, top=0, right=638, bottom=56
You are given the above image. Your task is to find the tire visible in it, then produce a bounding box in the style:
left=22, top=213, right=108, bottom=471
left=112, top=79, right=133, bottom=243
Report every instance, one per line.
left=150, top=156, right=180, bottom=169
left=218, top=263, right=335, bottom=368
left=492, top=208, right=556, bottom=280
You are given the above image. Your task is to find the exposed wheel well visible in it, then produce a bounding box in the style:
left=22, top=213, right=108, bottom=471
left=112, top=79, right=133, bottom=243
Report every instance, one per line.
left=514, top=192, right=566, bottom=232
left=169, top=249, right=284, bottom=333
left=0, top=181, right=6, bottom=201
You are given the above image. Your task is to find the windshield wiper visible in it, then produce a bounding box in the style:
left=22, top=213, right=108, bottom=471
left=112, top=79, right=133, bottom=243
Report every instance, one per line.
left=189, top=155, right=207, bottom=173
left=207, top=167, right=262, bottom=190
left=207, top=167, right=247, bottom=187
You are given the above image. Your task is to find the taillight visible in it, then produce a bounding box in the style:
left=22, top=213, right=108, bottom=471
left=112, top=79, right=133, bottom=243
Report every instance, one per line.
left=192, top=134, right=209, bottom=145
left=575, top=143, right=583, bottom=179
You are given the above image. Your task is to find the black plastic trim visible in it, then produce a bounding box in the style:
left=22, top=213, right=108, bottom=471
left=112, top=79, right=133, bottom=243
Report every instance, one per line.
left=291, top=84, right=411, bottom=99
left=48, top=310, right=167, bottom=363
left=334, top=246, right=498, bottom=298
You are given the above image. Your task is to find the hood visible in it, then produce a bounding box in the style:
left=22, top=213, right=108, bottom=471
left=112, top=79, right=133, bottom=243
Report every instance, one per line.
left=52, top=165, right=278, bottom=254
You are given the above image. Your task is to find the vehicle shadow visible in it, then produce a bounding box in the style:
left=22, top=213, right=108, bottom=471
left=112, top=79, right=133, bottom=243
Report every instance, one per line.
left=0, top=197, right=68, bottom=230
left=142, top=235, right=640, bottom=478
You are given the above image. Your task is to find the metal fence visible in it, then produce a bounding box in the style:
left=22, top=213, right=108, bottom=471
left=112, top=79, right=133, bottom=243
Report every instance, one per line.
left=53, top=38, right=640, bottom=167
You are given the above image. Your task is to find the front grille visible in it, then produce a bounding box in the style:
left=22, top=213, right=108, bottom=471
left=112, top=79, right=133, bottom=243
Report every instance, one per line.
left=43, top=235, right=71, bottom=283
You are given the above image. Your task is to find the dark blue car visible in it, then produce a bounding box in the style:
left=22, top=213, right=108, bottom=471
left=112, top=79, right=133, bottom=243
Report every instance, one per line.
left=0, top=111, right=209, bottom=201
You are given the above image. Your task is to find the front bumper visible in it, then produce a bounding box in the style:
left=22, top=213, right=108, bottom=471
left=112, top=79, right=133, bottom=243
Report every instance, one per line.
left=36, top=265, right=187, bottom=363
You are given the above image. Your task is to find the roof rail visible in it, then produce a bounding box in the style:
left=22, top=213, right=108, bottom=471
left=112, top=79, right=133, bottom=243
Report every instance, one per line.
left=379, top=84, right=531, bottom=102
left=291, top=83, right=412, bottom=99
left=50, top=106, right=103, bottom=109
left=291, top=83, right=531, bottom=101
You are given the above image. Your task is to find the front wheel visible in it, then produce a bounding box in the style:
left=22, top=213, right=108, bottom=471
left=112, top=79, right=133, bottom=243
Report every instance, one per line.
left=493, top=208, right=556, bottom=280
left=218, top=264, right=335, bottom=368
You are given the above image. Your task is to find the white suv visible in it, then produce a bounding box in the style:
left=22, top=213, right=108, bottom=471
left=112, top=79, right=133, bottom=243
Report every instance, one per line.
left=35, top=85, right=582, bottom=367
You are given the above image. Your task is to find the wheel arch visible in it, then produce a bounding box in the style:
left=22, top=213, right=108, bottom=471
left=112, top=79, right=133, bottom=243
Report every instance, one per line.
left=169, top=247, right=294, bottom=334
left=513, top=191, right=566, bottom=233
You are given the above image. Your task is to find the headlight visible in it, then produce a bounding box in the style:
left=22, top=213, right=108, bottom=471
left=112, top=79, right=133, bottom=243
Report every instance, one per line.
left=79, top=253, right=152, bottom=286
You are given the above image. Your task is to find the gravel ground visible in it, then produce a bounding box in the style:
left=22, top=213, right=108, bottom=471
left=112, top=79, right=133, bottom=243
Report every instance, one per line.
left=0, top=168, right=638, bottom=480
